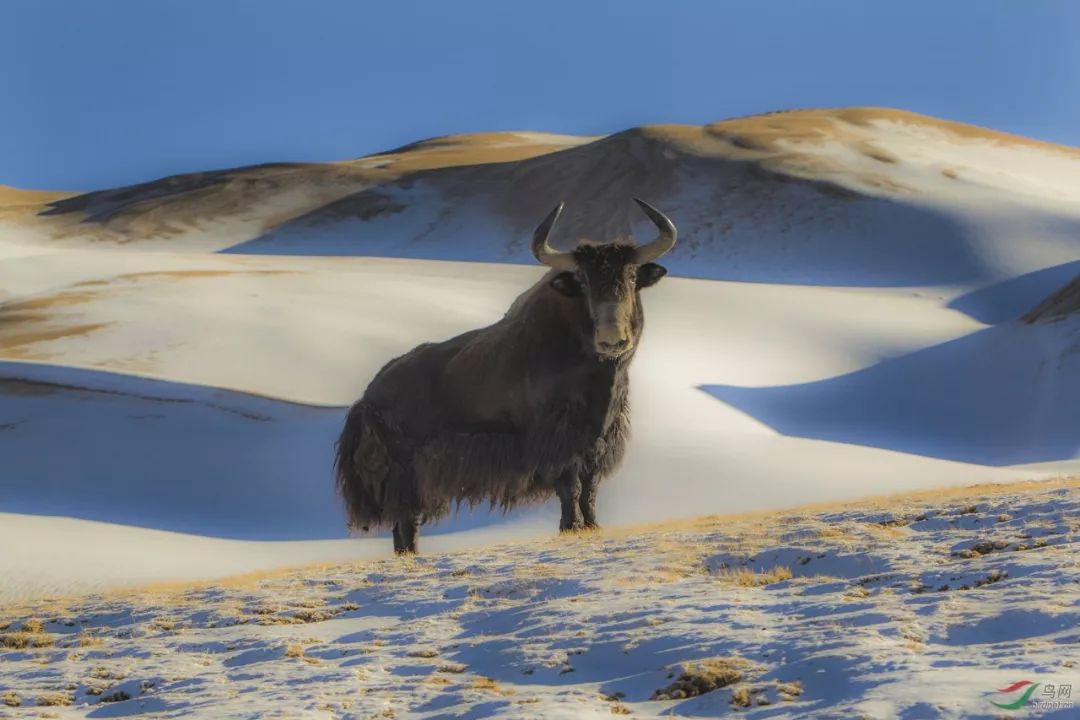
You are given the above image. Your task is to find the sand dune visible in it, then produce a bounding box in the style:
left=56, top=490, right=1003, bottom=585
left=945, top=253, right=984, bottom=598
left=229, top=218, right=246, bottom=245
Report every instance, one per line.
left=0, top=184, right=74, bottom=207
left=7, top=108, right=1079, bottom=273
left=1, top=107, right=1079, bottom=603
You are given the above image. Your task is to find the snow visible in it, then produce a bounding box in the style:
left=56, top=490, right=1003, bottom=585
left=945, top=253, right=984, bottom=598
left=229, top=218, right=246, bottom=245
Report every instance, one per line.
left=1, top=481, right=1077, bottom=719
left=0, top=256, right=1053, bottom=602
left=705, top=315, right=1080, bottom=465
left=1, top=107, right=1080, bottom=715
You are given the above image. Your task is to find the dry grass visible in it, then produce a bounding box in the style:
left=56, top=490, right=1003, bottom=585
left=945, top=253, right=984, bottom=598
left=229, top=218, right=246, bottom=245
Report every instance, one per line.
left=35, top=692, right=73, bottom=707
left=291, top=607, right=336, bottom=624
left=953, top=539, right=1010, bottom=559
left=652, top=656, right=755, bottom=700
left=1, top=690, right=20, bottom=707
left=437, top=662, right=467, bottom=674
left=715, top=565, right=793, bottom=587
left=0, top=631, right=43, bottom=649
left=77, top=629, right=105, bottom=647
left=973, top=569, right=1008, bottom=588
left=777, top=680, right=803, bottom=701
left=816, top=525, right=851, bottom=539
left=513, top=561, right=565, bottom=579
left=88, top=667, right=124, bottom=682
left=730, top=686, right=754, bottom=708
left=406, top=648, right=439, bottom=658
left=284, top=643, right=322, bottom=664
left=471, top=676, right=514, bottom=696
left=0, top=618, right=53, bottom=649
left=149, top=616, right=179, bottom=632
left=864, top=522, right=908, bottom=540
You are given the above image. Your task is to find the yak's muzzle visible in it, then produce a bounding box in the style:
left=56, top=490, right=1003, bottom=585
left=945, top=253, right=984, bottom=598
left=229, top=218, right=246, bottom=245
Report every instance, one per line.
left=593, top=302, right=633, bottom=358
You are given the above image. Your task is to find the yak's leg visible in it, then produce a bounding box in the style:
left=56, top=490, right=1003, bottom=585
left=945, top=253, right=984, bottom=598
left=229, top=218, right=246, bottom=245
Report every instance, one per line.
left=554, top=468, right=584, bottom=533
left=578, top=471, right=599, bottom=529
left=395, top=514, right=421, bottom=555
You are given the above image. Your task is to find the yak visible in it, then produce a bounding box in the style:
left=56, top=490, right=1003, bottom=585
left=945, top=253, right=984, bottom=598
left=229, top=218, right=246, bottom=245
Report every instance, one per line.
left=334, top=199, right=677, bottom=553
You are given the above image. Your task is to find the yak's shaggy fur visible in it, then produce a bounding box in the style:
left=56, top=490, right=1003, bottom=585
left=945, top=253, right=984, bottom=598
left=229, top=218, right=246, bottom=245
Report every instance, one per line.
left=336, top=202, right=673, bottom=553
left=336, top=268, right=631, bottom=512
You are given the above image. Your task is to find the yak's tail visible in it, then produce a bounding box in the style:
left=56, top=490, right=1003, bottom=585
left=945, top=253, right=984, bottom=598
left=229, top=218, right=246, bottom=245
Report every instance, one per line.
left=334, top=401, right=394, bottom=531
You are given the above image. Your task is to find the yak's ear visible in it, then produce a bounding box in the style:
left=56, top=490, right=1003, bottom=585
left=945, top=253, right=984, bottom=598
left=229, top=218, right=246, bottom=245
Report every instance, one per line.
left=636, top=263, right=667, bottom=288
left=549, top=272, right=582, bottom=297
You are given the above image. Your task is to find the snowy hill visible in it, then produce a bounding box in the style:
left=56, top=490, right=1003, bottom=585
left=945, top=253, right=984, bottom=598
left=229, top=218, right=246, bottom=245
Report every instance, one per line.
left=13, top=108, right=1080, bottom=285
left=1, top=107, right=1079, bottom=605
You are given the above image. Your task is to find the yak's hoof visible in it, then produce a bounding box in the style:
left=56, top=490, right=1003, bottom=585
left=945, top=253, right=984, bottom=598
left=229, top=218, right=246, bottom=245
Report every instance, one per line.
left=559, top=523, right=585, bottom=534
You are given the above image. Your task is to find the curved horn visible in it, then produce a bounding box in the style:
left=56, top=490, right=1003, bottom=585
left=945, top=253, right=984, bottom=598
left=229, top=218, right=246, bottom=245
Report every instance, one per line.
left=531, top=202, right=576, bottom=271
left=632, top=198, right=677, bottom=263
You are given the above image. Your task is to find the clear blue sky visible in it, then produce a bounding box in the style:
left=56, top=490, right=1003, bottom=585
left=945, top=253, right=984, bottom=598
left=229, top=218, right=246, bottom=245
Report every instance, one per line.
left=2, top=0, right=1078, bottom=190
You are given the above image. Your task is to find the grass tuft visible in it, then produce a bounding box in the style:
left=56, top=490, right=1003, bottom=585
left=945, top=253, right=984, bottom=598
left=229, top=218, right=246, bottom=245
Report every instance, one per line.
left=35, top=692, right=74, bottom=707
left=1, top=618, right=53, bottom=650
left=437, top=662, right=467, bottom=674
left=777, top=680, right=803, bottom=701
left=406, top=648, right=439, bottom=658
left=730, top=686, right=753, bottom=708
left=471, top=676, right=514, bottom=696
left=715, top=565, right=793, bottom=587
left=652, top=656, right=754, bottom=700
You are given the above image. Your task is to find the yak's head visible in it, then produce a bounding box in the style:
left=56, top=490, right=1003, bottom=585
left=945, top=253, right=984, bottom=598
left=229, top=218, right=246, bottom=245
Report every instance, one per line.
left=532, top=198, right=677, bottom=360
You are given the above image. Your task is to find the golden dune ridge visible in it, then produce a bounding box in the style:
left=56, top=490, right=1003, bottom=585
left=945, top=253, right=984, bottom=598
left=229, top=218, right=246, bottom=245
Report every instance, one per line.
left=2, top=107, right=1076, bottom=244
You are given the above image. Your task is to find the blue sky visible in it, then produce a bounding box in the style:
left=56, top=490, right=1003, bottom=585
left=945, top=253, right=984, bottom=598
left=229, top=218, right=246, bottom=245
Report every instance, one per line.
left=2, top=0, right=1079, bottom=190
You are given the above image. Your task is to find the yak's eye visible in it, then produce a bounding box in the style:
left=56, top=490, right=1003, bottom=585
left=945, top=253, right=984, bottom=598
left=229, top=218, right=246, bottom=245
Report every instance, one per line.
left=636, top=263, right=667, bottom=288
left=549, top=272, right=582, bottom=297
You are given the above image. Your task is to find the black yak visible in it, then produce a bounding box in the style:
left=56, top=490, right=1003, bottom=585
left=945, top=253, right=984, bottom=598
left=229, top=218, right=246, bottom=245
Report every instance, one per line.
left=335, top=199, right=677, bottom=553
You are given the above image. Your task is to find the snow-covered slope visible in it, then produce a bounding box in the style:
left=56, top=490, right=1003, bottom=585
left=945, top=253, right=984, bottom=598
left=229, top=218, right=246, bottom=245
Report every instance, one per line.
left=1, top=107, right=1079, bottom=603
left=2, top=480, right=1077, bottom=719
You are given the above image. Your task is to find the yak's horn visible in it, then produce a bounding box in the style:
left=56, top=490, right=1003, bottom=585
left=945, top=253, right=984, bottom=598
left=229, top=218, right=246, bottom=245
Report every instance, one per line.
left=531, top=202, right=576, bottom=271
left=632, top=198, right=677, bottom=263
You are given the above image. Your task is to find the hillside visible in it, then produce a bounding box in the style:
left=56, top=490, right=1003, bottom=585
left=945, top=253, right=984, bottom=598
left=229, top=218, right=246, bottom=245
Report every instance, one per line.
left=1, top=107, right=1079, bottom=605
left=2, top=480, right=1077, bottom=719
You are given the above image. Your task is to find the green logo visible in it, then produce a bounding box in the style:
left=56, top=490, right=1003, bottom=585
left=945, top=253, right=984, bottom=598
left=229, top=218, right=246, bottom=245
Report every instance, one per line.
left=991, top=680, right=1040, bottom=710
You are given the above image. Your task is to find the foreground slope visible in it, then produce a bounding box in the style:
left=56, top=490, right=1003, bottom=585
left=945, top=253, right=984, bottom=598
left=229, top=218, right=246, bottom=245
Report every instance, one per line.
left=2, top=480, right=1077, bottom=719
